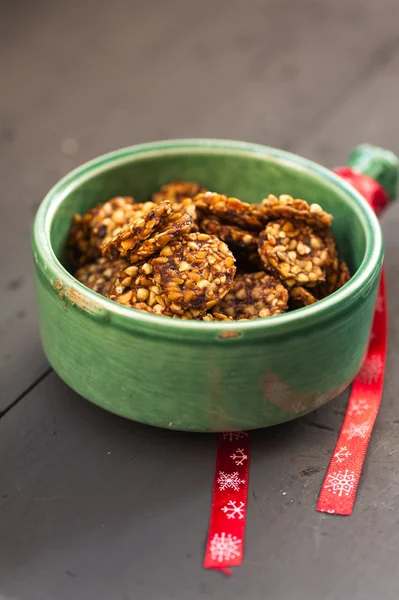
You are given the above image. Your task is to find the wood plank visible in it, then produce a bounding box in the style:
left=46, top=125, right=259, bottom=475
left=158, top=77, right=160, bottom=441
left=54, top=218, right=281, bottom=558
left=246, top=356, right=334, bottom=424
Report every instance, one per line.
left=2, top=0, right=399, bottom=408
left=2, top=3, right=399, bottom=595
left=0, top=359, right=398, bottom=600
left=294, top=47, right=399, bottom=166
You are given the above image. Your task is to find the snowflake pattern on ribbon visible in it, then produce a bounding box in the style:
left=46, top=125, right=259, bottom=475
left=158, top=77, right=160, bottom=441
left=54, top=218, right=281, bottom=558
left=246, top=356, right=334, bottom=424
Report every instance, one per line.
left=325, top=470, right=355, bottom=497
left=344, top=422, right=369, bottom=440
left=221, top=500, right=245, bottom=519
left=348, top=397, right=371, bottom=417
left=357, top=355, right=383, bottom=384
left=334, top=446, right=351, bottom=463
left=222, top=432, right=249, bottom=442
left=217, top=471, right=245, bottom=491
left=230, top=448, right=248, bottom=466
left=315, top=169, right=388, bottom=517
left=209, top=532, right=242, bottom=562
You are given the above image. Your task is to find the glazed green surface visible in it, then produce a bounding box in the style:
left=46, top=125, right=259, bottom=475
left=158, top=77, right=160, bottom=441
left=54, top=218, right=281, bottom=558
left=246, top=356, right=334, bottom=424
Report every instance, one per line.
left=348, top=144, right=398, bottom=201
left=33, top=140, right=383, bottom=431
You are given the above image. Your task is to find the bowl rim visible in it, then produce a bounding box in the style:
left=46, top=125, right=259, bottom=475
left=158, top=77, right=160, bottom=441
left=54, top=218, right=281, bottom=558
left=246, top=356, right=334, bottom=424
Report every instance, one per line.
left=32, top=138, right=383, bottom=336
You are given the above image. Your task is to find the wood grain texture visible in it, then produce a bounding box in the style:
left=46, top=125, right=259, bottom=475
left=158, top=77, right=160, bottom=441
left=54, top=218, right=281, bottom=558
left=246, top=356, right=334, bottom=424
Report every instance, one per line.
left=0, top=364, right=398, bottom=600
left=1, top=0, right=399, bottom=408
left=295, top=48, right=399, bottom=166
left=1, top=0, right=399, bottom=597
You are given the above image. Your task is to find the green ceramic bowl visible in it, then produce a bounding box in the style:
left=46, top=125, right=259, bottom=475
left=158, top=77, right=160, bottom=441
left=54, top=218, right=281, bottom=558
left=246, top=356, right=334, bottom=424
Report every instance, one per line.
left=33, top=139, right=386, bottom=432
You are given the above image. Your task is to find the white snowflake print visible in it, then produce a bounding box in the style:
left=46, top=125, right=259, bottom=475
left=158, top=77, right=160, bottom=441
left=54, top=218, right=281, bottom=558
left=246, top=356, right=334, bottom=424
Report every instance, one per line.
left=209, top=532, right=242, bottom=562
left=325, top=470, right=355, bottom=497
left=217, top=471, right=245, bottom=491
left=334, top=446, right=351, bottom=464
left=344, top=422, right=369, bottom=440
left=375, top=293, right=384, bottom=314
left=221, top=500, right=245, bottom=519
left=348, top=397, right=371, bottom=417
left=222, top=431, right=249, bottom=442
left=230, top=448, right=248, bottom=466
left=357, top=355, right=383, bottom=384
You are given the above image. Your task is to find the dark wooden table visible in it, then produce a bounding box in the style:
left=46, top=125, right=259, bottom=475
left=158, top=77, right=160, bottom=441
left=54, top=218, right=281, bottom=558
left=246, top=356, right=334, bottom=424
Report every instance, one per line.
left=1, top=1, right=399, bottom=598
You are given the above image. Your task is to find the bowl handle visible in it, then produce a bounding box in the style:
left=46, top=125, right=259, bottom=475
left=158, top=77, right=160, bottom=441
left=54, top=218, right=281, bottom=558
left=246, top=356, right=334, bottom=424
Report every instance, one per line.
left=334, top=143, right=398, bottom=215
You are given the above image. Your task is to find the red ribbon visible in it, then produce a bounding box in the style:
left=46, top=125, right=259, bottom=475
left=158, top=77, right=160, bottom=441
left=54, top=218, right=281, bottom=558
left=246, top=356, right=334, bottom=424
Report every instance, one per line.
left=334, top=166, right=389, bottom=216
left=317, top=167, right=389, bottom=515
left=204, top=167, right=390, bottom=569
left=204, top=432, right=250, bottom=571
left=317, top=271, right=387, bottom=514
